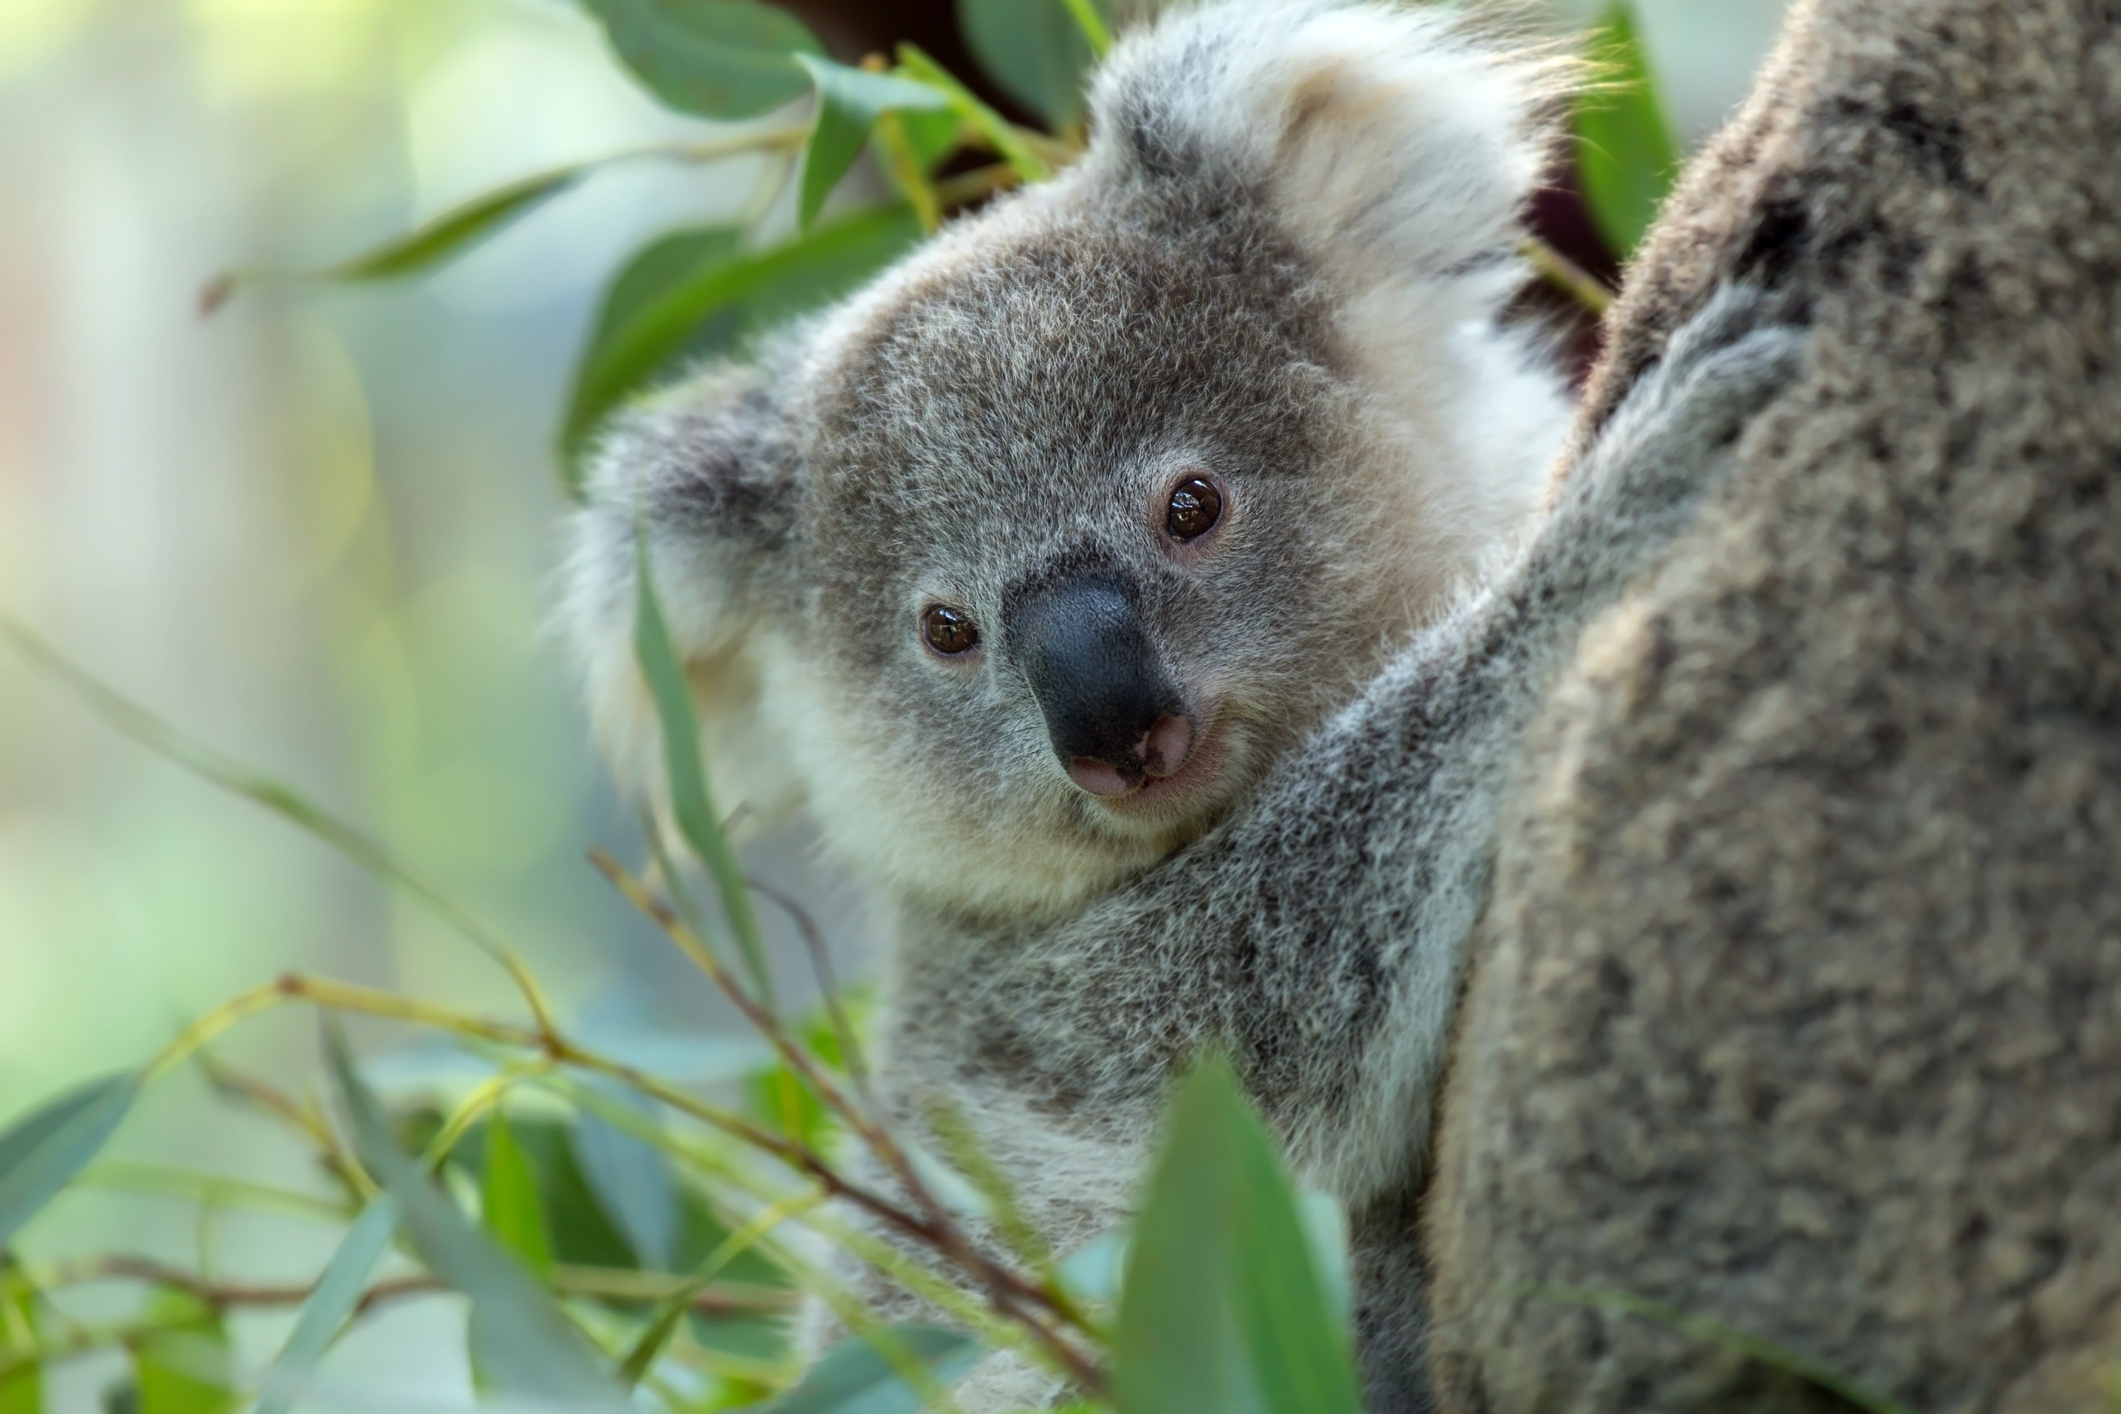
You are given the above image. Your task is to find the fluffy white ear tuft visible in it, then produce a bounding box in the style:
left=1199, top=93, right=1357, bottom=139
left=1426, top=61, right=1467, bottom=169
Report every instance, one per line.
left=1088, top=1, right=1569, bottom=299
left=561, top=363, right=806, bottom=831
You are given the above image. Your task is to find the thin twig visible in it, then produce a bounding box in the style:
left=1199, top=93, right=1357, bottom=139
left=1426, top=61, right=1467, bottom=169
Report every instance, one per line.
left=23, top=1256, right=794, bottom=1319
left=745, top=874, right=872, bottom=1087
left=1521, top=233, right=1616, bottom=314
left=194, top=1052, right=368, bottom=1197
left=0, top=615, right=560, bottom=1038
left=589, top=853, right=1105, bottom=1392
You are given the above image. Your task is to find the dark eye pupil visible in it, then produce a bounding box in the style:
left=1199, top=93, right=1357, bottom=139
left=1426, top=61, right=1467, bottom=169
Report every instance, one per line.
left=923, top=606, right=979, bottom=655
left=1167, top=477, right=1223, bottom=540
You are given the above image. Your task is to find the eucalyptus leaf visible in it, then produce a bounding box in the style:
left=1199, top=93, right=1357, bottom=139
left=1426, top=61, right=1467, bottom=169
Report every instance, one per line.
left=0, top=1264, right=39, bottom=1414
left=252, top=1197, right=402, bottom=1414
left=793, top=56, right=951, bottom=229
left=1056, top=1229, right=1127, bottom=1307
left=576, top=0, right=822, bottom=120
left=568, top=1091, right=678, bottom=1272
left=134, top=1293, right=237, bottom=1414
left=201, top=165, right=595, bottom=313
left=766, top=1325, right=980, bottom=1414
left=1112, top=1061, right=1362, bottom=1414
left=322, top=1027, right=625, bottom=1409
left=1574, top=0, right=1681, bottom=258
left=957, top=0, right=1108, bottom=129
left=485, top=1111, right=555, bottom=1279
left=632, top=532, right=776, bottom=1007
left=560, top=206, right=921, bottom=492
left=0, top=1072, right=138, bottom=1251
left=896, top=46, right=1049, bottom=182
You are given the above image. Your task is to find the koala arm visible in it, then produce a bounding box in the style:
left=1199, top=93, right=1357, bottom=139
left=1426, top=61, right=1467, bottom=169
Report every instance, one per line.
left=889, top=287, right=1808, bottom=1220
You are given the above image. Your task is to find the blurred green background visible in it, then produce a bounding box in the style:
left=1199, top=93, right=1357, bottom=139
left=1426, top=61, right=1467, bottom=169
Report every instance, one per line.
left=0, top=0, right=1788, bottom=1404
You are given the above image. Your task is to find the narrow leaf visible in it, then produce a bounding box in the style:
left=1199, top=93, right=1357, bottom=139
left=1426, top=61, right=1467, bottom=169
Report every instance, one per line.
left=0, top=1073, right=139, bottom=1251
left=252, top=1197, right=402, bottom=1414
left=0, top=618, right=542, bottom=1011
left=134, top=1292, right=237, bottom=1414
left=484, top=1111, right=555, bottom=1279
left=897, top=45, right=1050, bottom=182
left=633, top=532, right=774, bottom=1006
left=559, top=206, right=921, bottom=492
left=201, top=167, right=588, bottom=313
left=323, top=1027, right=625, bottom=1409
left=767, top=1325, right=980, bottom=1414
left=956, top=0, right=1107, bottom=129
left=298, top=171, right=581, bottom=283
left=0, top=1265, right=40, bottom=1414
left=1112, top=1061, right=1362, bottom=1414
left=577, top=0, right=822, bottom=120
left=793, top=56, right=951, bottom=230
left=1574, top=1, right=1681, bottom=259
left=568, top=1093, right=678, bottom=1272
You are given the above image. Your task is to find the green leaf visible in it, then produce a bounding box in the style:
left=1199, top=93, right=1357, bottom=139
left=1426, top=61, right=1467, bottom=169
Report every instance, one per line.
left=0, top=1072, right=139, bottom=1251
left=559, top=206, right=922, bottom=491
left=200, top=166, right=592, bottom=313
left=569, top=1090, right=678, bottom=1271
left=323, top=1026, right=626, bottom=1409
left=1112, top=1060, right=1362, bottom=1414
left=1574, top=1, right=1681, bottom=259
left=133, top=1293, right=236, bottom=1414
left=794, top=56, right=952, bottom=230
left=252, top=1197, right=401, bottom=1414
left=0, top=1265, right=40, bottom=1414
left=0, top=617, right=537, bottom=1007
left=896, top=45, right=1050, bottom=182
left=484, top=1110, right=555, bottom=1279
left=577, top=0, right=822, bottom=120
left=766, top=1325, right=980, bottom=1414
left=632, top=534, right=776, bottom=1008
left=956, top=0, right=1107, bottom=129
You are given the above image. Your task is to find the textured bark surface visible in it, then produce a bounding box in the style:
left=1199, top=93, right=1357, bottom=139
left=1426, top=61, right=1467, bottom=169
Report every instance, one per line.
left=1427, top=1, right=2121, bottom=1410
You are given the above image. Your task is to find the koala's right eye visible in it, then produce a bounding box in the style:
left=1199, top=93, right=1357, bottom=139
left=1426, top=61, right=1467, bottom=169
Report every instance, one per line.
left=921, top=605, right=981, bottom=657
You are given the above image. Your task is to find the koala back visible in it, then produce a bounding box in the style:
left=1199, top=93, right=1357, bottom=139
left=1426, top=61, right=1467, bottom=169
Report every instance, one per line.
left=1428, top=0, right=2121, bottom=1409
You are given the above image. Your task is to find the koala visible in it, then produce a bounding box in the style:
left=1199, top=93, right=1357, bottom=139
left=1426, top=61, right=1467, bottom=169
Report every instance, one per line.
left=565, top=2, right=1805, bottom=1409
left=1425, top=0, right=2121, bottom=1410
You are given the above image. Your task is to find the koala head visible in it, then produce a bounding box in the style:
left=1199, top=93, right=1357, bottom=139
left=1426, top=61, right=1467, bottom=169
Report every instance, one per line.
left=567, top=1, right=1574, bottom=924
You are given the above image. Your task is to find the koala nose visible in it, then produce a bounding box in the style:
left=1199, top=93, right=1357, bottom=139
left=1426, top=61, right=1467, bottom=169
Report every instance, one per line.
left=1010, top=571, right=1194, bottom=796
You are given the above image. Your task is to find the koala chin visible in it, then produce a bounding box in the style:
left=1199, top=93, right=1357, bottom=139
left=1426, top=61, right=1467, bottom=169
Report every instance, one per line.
left=567, top=0, right=1575, bottom=928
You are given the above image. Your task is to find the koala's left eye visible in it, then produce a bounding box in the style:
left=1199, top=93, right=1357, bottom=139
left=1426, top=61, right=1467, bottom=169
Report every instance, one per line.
left=922, top=605, right=981, bottom=656
left=1166, top=476, right=1224, bottom=541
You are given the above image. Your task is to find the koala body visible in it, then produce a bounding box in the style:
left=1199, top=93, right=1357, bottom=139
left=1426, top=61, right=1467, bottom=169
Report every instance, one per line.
left=568, top=3, right=1805, bottom=1409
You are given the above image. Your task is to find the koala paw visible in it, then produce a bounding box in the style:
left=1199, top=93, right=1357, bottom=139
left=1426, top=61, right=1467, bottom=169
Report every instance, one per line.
left=1650, top=283, right=1810, bottom=452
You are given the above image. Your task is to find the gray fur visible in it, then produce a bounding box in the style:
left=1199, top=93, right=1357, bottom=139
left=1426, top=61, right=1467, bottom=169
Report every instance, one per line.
left=564, top=3, right=1806, bottom=1409
left=1428, top=0, right=2121, bottom=1409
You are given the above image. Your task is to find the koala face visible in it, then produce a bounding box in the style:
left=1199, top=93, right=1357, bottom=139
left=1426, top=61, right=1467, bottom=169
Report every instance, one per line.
left=570, top=0, right=1574, bottom=923
left=771, top=192, right=1399, bottom=917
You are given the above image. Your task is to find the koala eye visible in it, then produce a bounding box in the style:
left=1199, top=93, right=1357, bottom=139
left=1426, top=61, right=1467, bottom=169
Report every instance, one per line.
left=1166, top=476, right=1224, bottom=541
left=921, top=605, right=981, bottom=656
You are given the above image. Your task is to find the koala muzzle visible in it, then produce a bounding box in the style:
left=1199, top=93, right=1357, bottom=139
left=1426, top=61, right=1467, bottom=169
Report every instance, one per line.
left=1011, top=572, right=1193, bottom=797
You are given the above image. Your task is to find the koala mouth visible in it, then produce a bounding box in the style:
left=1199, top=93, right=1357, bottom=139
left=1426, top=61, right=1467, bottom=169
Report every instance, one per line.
left=1070, top=710, right=1231, bottom=815
left=1066, top=712, right=1194, bottom=796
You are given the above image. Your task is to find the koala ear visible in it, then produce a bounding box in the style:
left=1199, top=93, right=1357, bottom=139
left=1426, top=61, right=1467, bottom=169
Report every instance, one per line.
left=563, top=360, right=804, bottom=824
left=1087, top=1, right=1569, bottom=309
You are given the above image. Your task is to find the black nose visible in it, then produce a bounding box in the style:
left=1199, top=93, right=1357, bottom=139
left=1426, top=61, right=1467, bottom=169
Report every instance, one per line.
left=1010, top=571, right=1190, bottom=791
